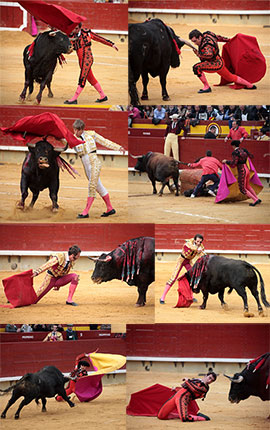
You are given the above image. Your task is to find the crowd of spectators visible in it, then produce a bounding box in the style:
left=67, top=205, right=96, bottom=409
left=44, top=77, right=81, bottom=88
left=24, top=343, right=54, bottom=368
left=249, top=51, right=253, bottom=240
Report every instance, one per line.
left=128, top=105, right=270, bottom=139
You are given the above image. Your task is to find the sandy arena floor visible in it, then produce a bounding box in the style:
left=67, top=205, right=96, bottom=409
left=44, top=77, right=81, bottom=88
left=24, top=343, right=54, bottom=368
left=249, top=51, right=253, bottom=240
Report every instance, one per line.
left=0, top=382, right=126, bottom=430
left=126, top=371, right=269, bottom=430
left=128, top=181, right=270, bottom=224
left=129, top=22, right=270, bottom=105
left=0, top=31, right=128, bottom=106
left=0, top=163, right=128, bottom=223
left=0, top=271, right=155, bottom=325
left=155, top=261, right=270, bottom=323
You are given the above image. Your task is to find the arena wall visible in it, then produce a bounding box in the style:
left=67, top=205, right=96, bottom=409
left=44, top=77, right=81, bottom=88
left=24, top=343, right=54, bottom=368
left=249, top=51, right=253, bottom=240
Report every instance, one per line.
left=128, top=0, right=269, bottom=10
left=126, top=323, right=269, bottom=358
left=128, top=136, right=270, bottom=174
left=0, top=1, right=128, bottom=32
left=0, top=223, right=155, bottom=252
left=0, top=106, right=128, bottom=149
left=0, top=337, right=126, bottom=377
left=155, top=224, right=270, bottom=252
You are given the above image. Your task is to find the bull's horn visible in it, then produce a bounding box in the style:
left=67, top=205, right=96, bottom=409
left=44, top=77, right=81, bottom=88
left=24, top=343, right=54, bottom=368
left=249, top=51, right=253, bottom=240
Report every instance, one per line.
left=263, top=153, right=270, bottom=157
left=103, top=255, right=112, bottom=262
left=223, top=374, right=244, bottom=383
left=27, top=142, right=36, bottom=148
left=49, top=30, right=59, bottom=36
left=54, top=147, right=65, bottom=153
left=88, top=256, right=99, bottom=261
left=130, top=154, right=142, bottom=159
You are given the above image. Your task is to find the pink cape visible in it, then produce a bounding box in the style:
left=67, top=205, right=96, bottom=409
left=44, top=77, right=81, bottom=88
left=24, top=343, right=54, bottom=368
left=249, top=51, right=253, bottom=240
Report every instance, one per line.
left=174, top=274, right=193, bottom=308
left=215, top=160, right=263, bottom=203
left=18, top=1, right=86, bottom=35
left=126, top=384, right=199, bottom=418
left=217, top=34, right=266, bottom=89
left=0, top=112, right=81, bottom=148
left=75, top=375, right=103, bottom=402
left=0, top=270, right=37, bottom=308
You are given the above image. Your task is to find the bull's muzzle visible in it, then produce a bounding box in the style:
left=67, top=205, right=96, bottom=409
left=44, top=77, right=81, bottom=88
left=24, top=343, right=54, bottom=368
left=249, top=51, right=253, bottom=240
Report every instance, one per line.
left=229, top=397, right=240, bottom=404
left=38, top=157, right=49, bottom=169
left=91, top=277, right=103, bottom=284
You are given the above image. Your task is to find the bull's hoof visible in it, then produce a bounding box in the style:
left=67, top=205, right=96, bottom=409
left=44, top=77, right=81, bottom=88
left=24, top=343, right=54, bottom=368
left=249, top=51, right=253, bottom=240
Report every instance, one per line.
left=158, top=193, right=163, bottom=197
left=1, top=414, right=6, bottom=419
left=200, top=305, right=206, bottom=310
left=14, top=415, right=19, bottom=420
left=48, top=92, right=54, bottom=98
left=52, top=207, right=59, bottom=213
left=141, top=95, right=148, bottom=100
left=26, top=95, right=32, bottom=101
left=162, top=95, right=170, bottom=101
left=42, top=408, right=46, bottom=413
left=222, top=303, right=229, bottom=310
left=69, top=402, right=75, bottom=408
left=175, top=192, right=179, bottom=196
left=34, top=99, right=41, bottom=105
left=244, top=311, right=254, bottom=318
left=135, top=303, right=145, bottom=307
left=259, top=310, right=265, bottom=317
left=19, top=97, right=26, bottom=104
left=16, top=202, right=24, bottom=210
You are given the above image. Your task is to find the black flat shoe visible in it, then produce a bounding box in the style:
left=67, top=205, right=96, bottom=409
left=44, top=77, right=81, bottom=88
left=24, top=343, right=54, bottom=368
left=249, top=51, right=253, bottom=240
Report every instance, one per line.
left=249, top=199, right=261, bottom=206
left=77, top=213, right=89, bottom=218
left=198, top=88, right=212, bottom=93
left=66, top=301, right=78, bottom=306
left=101, top=209, right=116, bottom=217
left=246, top=85, right=257, bottom=90
left=95, top=96, right=108, bottom=103
left=64, top=100, right=78, bottom=104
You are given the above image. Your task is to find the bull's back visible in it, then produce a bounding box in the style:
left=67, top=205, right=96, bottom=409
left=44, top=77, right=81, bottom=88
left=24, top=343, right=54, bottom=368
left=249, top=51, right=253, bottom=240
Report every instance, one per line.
left=147, top=153, right=178, bottom=179
left=206, top=256, right=257, bottom=288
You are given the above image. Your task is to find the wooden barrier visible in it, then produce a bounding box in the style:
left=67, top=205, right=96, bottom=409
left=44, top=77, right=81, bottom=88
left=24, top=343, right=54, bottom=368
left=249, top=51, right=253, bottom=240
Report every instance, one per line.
left=0, top=106, right=128, bottom=149
left=0, top=338, right=126, bottom=377
left=155, top=224, right=270, bottom=252
left=126, top=324, right=269, bottom=358
left=0, top=1, right=128, bottom=32
left=128, top=0, right=269, bottom=10
left=0, top=330, right=115, bottom=343
left=128, top=137, right=270, bottom=173
left=0, top=223, right=155, bottom=251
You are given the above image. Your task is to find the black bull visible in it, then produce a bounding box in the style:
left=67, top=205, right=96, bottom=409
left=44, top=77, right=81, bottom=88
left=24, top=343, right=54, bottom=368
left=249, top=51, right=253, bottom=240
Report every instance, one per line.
left=91, top=237, right=155, bottom=306
left=17, top=140, right=65, bottom=211
left=129, top=19, right=185, bottom=104
left=20, top=30, right=72, bottom=104
left=224, top=353, right=270, bottom=404
left=190, top=256, right=270, bottom=317
left=133, top=152, right=180, bottom=196
left=0, top=365, right=74, bottom=419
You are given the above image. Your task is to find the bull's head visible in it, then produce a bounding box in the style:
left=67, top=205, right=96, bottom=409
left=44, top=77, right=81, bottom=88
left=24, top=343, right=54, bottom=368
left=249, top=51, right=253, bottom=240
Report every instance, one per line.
left=28, top=140, right=65, bottom=169
left=90, top=254, right=114, bottom=284
left=224, top=373, right=248, bottom=403
left=48, top=30, right=73, bottom=55
left=130, top=154, right=147, bottom=172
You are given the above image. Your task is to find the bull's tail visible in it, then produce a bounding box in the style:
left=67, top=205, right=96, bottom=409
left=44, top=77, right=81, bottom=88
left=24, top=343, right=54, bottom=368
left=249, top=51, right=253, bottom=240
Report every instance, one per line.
left=248, top=263, right=270, bottom=307
left=0, top=374, right=29, bottom=395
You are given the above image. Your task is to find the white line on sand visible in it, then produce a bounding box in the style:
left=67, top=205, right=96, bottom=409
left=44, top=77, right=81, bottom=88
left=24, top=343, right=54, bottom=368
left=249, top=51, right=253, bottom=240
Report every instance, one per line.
left=163, top=209, right=236, bottom=223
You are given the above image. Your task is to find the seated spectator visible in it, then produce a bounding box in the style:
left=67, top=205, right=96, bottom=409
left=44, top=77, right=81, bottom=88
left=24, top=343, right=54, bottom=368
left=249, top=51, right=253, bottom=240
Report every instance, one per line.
left=225, top=120, right=248, bottom=142
left=89, top=324, right=99, bottom=330
left=205, top=105, right=216, bottom=120
left=66, top=324, right=78, bottom=340
left=152, top=105, right=166, bottom=125
left=224, top=105, right=236, bottom=120
left=190, top=105, right=207, bottom=120
left=255, top=105, right=269, bottom=121
left=32, top=324, right=49, bottom=331
left=215, top=105, right=226, bottom=120
left=256, top=127, right=270, bottom=141
left=165, top=105, right=179, bottom=121
left=234, top=105, right=248, bottom=121
left=204, top=126, right=217, bottom=139
left=5, top=324, right=17, bottom=332
left=43, top=324, right=63, bottom=342
left=17, top=324, right=33, bottom=333
left=143, top=105, right=154, bottom=119
left=128, top=104, right=141, bottom=127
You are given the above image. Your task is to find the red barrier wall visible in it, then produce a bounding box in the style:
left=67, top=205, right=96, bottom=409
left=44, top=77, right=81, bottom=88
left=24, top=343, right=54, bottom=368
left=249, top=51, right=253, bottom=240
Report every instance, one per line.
left=0, top=338, right=126, bottom=377
left=128, top=137, right=270, bottom=173
left=126, top=324, right=269, bottom=358
left=0, top=106, right=128, bottom=149
left=0, top=330, right=114, bottom=342
left=1, top=1, right=128, bottom=32
left=128, top=0, right=269, bottom=10
left=155, top=224, right=270, bottom=251
left=0, top=223, right=155, bottom=251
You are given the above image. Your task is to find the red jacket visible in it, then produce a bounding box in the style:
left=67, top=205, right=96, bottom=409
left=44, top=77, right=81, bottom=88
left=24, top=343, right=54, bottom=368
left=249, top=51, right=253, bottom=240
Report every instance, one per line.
left=226, top=126, right=248, bottom=140
left=189, top=156, right=222, bottom=175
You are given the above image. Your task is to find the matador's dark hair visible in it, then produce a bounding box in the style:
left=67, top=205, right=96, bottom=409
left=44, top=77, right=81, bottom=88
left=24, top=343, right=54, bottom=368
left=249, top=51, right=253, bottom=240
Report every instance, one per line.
left=189, top=29, right=203, bottom=40
left=194, top=234, right=204, bottom=241
left=68, top=245, right=81, bottom=256
left=207, top=371, right=217, bottom=381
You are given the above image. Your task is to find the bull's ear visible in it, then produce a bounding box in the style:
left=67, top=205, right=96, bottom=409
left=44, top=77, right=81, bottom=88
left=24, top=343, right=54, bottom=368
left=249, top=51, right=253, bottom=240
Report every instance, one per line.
left=103, top=255, right=112, bottom=263
left=27, top=142, right=36, bottom=152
